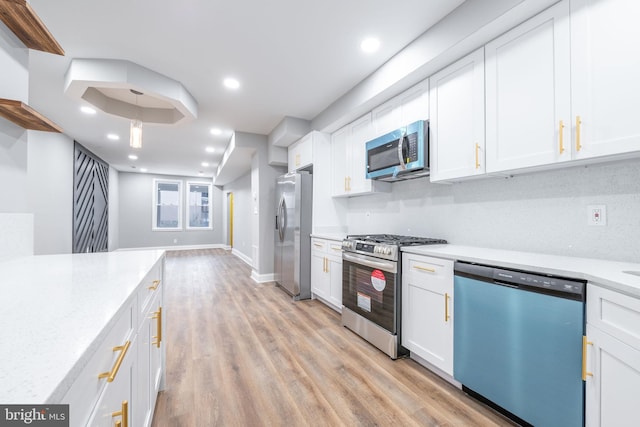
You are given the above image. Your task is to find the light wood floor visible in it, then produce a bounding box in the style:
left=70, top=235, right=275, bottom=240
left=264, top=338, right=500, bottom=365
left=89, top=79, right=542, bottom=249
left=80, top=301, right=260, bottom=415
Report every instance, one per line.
left=151, top=249, right=513, bottom=427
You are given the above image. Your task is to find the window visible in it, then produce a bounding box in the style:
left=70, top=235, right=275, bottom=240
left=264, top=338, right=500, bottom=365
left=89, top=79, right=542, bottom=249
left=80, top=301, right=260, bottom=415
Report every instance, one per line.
left=153, top=179, right=182, bottom=230
left=186, top=181, right=212, bottom=229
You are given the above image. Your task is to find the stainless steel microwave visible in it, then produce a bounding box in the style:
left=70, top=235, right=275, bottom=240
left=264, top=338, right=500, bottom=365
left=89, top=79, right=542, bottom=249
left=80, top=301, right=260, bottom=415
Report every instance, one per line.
left=365, top=120, right=429, bottom=182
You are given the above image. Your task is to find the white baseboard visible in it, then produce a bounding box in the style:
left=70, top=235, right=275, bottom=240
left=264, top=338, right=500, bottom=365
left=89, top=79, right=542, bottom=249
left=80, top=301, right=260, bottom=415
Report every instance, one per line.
left=231, top=248, right=253, bottom=266
left=251, top=270, right=275, bottom=283
left=116, top=243, right=229, bottom=252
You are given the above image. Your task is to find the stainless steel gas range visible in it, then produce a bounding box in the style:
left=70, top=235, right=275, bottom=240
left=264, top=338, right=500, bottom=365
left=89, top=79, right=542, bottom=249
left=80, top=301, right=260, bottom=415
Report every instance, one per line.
left=341, top=234, right=447, bottom=359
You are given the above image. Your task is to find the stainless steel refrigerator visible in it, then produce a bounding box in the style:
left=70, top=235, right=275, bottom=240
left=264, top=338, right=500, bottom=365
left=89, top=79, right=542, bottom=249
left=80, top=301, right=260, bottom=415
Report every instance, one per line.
left=274, top=172, right=312, bottom=300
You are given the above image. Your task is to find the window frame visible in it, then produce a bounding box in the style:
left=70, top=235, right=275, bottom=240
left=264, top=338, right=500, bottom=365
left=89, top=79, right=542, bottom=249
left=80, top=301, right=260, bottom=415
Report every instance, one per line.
left=152, top=179, right=183, bottom=231
left=185, top=180, right=213, bottom=230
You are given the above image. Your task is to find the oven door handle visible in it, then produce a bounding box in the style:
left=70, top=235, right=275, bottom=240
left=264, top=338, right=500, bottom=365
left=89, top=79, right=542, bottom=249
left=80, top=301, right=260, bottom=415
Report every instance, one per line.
left=343, top=252, right=397, bottom=274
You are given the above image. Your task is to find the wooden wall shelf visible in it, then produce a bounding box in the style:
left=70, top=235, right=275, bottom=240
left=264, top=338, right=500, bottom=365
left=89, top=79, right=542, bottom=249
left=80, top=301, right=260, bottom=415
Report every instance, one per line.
left=0, top=0, right=64, bottom=55
left=0, top=98, right=62, bottom=132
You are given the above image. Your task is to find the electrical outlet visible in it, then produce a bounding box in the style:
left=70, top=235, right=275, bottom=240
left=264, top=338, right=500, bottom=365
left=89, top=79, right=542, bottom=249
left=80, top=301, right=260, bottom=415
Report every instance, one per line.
left=587, top=205, right=606, bottom=226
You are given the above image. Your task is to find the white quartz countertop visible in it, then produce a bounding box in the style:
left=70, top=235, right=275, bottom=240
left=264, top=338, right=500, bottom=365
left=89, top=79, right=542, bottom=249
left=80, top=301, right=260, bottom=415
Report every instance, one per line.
left=402, top=244, right=640, bottom=298
left=0, top=249, right=165, bottom=404
left=310, top=232, right=346, bottom=241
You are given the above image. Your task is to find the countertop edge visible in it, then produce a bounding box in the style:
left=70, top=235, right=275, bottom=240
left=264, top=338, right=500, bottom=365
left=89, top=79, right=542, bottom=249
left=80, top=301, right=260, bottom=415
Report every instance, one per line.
left=402, top=245, right=640, bottom=299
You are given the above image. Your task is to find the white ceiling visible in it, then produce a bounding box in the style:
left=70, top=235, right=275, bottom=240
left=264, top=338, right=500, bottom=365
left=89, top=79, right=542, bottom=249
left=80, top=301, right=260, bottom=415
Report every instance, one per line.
left=27, top=0, right=465, bottom=178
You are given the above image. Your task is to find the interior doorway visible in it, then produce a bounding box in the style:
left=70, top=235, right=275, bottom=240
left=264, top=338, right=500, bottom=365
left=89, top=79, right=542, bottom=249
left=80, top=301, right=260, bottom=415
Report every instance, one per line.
left=227, top=192, right=234, bottom=248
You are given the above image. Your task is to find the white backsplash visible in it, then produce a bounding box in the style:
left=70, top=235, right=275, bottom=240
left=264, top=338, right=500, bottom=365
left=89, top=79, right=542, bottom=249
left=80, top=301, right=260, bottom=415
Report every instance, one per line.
left=347, top=158, right=640, bottom=263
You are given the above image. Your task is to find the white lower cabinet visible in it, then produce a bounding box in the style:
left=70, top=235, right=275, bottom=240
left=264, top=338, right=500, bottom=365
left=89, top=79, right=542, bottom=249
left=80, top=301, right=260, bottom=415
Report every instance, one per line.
left=585, top=284, right=640, bottom=427
left=401, top=253, right=454, bottom=375
left=62, top=256, right=165, bottom=427
left=311, top=237, right=342, bottom=311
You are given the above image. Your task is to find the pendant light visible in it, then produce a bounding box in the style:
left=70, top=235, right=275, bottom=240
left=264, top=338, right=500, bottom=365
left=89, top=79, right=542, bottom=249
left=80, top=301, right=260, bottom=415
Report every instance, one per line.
left=130, top=89, right=143, bottom=149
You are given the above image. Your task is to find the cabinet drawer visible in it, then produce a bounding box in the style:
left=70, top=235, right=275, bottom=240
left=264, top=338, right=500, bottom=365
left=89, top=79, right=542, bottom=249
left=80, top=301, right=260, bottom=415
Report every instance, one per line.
left=327, top=242, right=343, bottom=259
left=311, top=238, right=328, bottom=254
left=587, top=284, right=640, bottom=351
left=137, top=259, right=163, bottom=316
left=404, top=254, right=453, bottom=293
left=62, top=301, right=135, bottom=427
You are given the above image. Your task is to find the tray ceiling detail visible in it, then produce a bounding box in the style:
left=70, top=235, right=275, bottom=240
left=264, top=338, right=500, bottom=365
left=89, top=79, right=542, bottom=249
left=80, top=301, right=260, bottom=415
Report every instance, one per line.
left=64, top=58, right=197, bottom=125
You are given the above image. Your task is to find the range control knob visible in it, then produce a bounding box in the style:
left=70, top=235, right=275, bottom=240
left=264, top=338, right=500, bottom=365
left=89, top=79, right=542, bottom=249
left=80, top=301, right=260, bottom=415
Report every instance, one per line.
left=384, top=247, right=392, bottom=255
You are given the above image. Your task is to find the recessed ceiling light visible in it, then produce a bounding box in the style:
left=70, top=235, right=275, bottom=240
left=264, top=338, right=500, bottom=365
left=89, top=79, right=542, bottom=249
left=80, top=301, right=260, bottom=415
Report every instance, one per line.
left=198, top=172, right=204, bottom=177
left=205, top=146, right=215, bottom=153
left=223, top=77, right=240, bottom=90
left=107, top=133, right=120, bottom=141
left=360, top=37, right=380, bottom=53
left=81, top=106, right=97, bottom=114
left=201, top=162, right=209, bottom=167
left=140, top=168, right=148, bottom=173
left=128, top=154, right=138, bottom=160
left=210, top=128, right=222, bottom=136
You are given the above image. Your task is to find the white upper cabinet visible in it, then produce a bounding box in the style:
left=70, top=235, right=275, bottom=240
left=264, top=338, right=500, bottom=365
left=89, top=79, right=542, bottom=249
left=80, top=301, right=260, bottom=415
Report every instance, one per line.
left=331, top=113, right=390, bottom=197
left=570, top=0, right=640, bottom=159
left=288, top=133, right=313, bottom=172
left=430, top=48, right=486, bottom=182
left=485, top=1, right=571, bottom=173
left=372, top=80, right=429, bottom=136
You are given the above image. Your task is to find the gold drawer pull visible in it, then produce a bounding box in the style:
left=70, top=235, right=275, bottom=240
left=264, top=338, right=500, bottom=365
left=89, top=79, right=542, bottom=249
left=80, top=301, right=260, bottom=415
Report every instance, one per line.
left=414, top=266, right=436, bottom=273
left=98, top=340, right=131, bottom=382
left=559, top=120, right=565, bottom=154
left=148, top=279, right=160, bottom=290
left=444, top=293, right=450, bottom=322
left=313, top=243, right=324, bottom=248
left=576, top=116, right=582, bottom=151
left=582, top=335, right=593, bottom=381
left=112, top=400, right=128, bottom=427
left=152, top=307, right=162, bottom=348
left=330, top=246, right=342, bottom=251
left=475, top=143, right=480, bottom=169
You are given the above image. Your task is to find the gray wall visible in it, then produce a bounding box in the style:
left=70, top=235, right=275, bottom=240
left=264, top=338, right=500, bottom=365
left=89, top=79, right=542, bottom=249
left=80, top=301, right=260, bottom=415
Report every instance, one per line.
left=347, top=158, right=640, bottom=263
left=223, top=172, right=252, bottom=260
left=118, top=171, right=222, bottom=249
left=26, top=131, right=73, bottom=254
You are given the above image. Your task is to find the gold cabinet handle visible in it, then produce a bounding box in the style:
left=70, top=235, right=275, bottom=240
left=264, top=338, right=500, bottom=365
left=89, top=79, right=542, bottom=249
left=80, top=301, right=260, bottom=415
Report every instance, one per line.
left=152, top=307, right=162, bottom=348
left=98, top=340, right=131, bottom=382
left=344, top=177, right=347, bottom=192
left=295, top=153, right=300, bottom=166
left=325, top=257, right=329, bottom=273
left=475, top=143, right=480, bottom=169
left=148, top=280, right=160, bottom=290
left=112, top=400, right=128, bottom=427
left=347, top=176, right=351, bottom=192
left=559, top=120, right=565, bottom=154
left=582, top=335, right=593, bottom=381
left=330, top=245, right=342, bottom=252
left=414, top=265, right=436, bottom=273
left=444, top=293, right=450, bottom=322
left=313, top=243, right=324, bottom=248
left=576, top=116, right=582, bottom=151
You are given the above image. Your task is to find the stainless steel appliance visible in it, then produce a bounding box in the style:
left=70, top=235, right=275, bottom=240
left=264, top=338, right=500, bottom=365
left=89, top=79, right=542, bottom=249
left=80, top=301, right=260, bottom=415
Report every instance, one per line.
left=365, top=120, right=429, bottom=182
left=341, top=234, right=447, bottom=359
left=274, top=172, right=312, bottom=300
left=454, top=262, right=586, bottom=427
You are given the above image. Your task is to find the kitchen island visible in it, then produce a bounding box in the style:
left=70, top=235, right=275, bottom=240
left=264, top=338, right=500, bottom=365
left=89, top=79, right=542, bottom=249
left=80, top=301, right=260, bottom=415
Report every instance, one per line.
left=0, top=249, right=165, bottom=426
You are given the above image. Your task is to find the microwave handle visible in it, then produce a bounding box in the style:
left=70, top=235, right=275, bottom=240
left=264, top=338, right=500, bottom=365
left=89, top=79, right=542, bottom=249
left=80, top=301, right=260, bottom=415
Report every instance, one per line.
left=397, top=129, right=407, bottom=171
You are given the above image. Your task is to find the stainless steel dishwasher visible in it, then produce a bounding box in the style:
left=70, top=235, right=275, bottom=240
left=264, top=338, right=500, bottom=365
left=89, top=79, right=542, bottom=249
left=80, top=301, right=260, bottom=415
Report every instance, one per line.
left=453, top=261, right=586, bottom=427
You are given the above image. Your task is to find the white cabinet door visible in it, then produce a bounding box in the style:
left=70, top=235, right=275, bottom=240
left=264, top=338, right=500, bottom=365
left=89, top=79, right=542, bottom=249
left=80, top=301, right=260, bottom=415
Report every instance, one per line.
left=402, top=254, right=454, bottom=375
left=585, top=324, right=640, bottom=427
left=87, top=336, right=136, bottom=427
left=348, top=113, right=373, bottom=195
left=485, top=1, right=571, bottom=173
left=399, top=79, right=429, bottom=125
left=372, top=99, right=400, bottom=136
left=288, top=134, right=313, bottom=172
left=326, top=241, right=343, bottom=309
left=331, top=125, right=350, bottom=197
left=571, top=0, right=640, bottom=160
left=311, top=240, right=329, bottom=300
left=430, top=48, right=485, bottom=182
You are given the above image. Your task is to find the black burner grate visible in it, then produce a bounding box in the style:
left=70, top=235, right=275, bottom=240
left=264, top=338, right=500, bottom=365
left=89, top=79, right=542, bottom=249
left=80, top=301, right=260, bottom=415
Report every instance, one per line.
left=346, top=234, right=447, bottom=246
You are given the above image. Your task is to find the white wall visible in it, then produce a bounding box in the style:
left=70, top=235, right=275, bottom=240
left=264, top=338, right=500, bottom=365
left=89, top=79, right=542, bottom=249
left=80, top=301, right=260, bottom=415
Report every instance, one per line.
left=26, top=131, right=73, bottom=254
left=118, top=172, right=222, bottom=249
left=224, top=172, right=252, bottom=261
left=108, top=166, right=119, bottom=251
left=347, top=158, right=640, bottom=263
